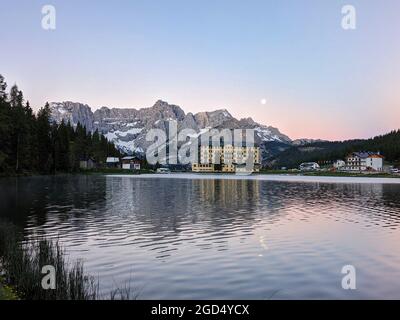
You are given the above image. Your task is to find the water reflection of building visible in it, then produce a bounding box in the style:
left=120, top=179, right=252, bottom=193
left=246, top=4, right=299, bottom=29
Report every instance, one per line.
left=333, top=183, right=384, bottom=197
left=196, top=179, right=260, bottom=206
left=104, top=177, right=263, bottom=243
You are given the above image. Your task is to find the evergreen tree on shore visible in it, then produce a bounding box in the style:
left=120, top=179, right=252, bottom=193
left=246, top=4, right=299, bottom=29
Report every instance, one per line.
left=0, top=74, right=122, bottom=175
left=271, top=130, right=400, bottom=169
left=0, top=75, right=11, bottom=171
left=36, top=103, right=53, bottom=172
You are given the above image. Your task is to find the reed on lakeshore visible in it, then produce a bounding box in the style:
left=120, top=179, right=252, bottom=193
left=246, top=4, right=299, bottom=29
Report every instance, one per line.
left=0, top=220, right=98, bottom=300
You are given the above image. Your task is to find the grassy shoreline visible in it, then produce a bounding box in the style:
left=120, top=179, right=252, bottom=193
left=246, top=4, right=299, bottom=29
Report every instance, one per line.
left=1, top=169, right=399, bottom=179
left=0, top=221, right=99, bottom=300
left=79, top=168, right=155, bottom=175
left=258, top=170, right=400, bottom=178
left=0, top=220, right=138, bottom=300
left=0, top=276, right=19, bottom=300
left=0, top=168, right=157, bottom=178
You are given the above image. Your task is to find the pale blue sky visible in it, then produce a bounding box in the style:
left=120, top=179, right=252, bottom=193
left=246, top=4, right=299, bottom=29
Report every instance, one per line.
left=1, top=0, right=399, bottom=140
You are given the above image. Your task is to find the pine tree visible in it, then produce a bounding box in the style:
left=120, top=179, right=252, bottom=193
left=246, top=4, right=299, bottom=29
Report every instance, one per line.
left=53, top=120, right=71, bottom=172
left=23, top=100, right=37, bottom=171
left=9, top=85, right=27, bottom=172
left=0, top=75, right=11, bottom=171
left=0, top=74, right=7, bottom=101
left=36, top=103, right=52, bottom=172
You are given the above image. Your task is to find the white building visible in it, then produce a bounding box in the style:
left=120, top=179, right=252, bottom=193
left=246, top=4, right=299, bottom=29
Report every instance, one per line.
left=345, top=152, right=384, bottom=171
left=192, top=144, right=261, bottom=173
left=299, top=162, right=320, bottom=171
left=333, top=160, right=346, bottom=169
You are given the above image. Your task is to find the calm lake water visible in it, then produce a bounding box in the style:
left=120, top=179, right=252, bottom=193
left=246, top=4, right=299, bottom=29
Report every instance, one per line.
left=1, top=174, right=400, bottom=299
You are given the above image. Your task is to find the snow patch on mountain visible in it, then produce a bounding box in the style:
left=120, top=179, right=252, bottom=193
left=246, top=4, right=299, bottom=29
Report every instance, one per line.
left=50, top=100, right=293, bottom=157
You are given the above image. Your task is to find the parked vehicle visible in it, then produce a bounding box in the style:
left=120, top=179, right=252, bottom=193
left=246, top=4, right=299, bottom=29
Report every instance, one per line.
left=156, top=168, right=171, bottom=174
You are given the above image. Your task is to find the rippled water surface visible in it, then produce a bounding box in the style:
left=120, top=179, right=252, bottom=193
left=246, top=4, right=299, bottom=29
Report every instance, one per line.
left=1, top=174, right=400, bottom=299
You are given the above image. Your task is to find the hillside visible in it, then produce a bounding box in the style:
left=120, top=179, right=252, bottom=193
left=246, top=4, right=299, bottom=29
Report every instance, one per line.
left=268, top=130, right=400, bottom=169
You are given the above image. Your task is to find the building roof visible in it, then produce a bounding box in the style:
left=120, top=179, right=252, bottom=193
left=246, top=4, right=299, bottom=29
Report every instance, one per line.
left=200, top=142, right=260, bottom=148
left=369, top=154, right=384, bottom=159
left=300, top=162, right=319, bottom=166
left=348, top=152, right=384, bottom=159
left=122, top=156, right=140, bottom=160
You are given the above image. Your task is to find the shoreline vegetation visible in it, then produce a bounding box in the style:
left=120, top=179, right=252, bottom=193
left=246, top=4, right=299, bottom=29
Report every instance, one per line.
left=259, top=170, right=400, bottom=178
left=1, top=168, right=400, bottom=179
left=0, top=220, right=98, bottom=300
left=0, top=221, right=136, bottom=300
left=83, top=168, right=400, bottom=179
left=0, top=168, right=155, bottom=178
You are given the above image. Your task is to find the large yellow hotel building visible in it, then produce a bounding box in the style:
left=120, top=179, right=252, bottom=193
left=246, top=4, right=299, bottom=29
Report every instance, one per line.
left=192, top=144, right=261, bottom=173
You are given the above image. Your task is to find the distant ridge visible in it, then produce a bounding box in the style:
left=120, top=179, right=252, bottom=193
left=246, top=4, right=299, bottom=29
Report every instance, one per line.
left=50, top=100, right=297, bottom=162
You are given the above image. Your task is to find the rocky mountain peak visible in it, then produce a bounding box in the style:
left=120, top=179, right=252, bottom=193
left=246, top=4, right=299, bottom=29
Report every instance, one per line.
left=149, top=100, right=186, bottom=121
left=50, top=101, right=94, bottom=131
left=239, top=117, right=256, bottom=126
left=49, top=100, right=293, bottom=159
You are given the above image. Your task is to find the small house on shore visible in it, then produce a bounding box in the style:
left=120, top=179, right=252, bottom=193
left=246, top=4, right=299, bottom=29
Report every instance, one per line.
left=106, top=157, right=120, bottom=168
left=299, top=162, right=320, bottom=171
left=79, top=158, right=96, bottom=170
left=121, top=156, right=141, bottom=170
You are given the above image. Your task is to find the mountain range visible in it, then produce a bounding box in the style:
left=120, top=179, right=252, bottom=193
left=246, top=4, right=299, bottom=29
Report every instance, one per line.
left=49, top=100, right=321, bottom=163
